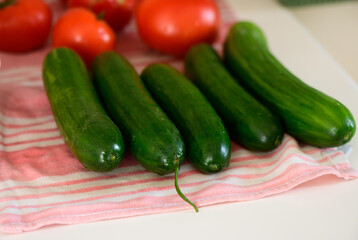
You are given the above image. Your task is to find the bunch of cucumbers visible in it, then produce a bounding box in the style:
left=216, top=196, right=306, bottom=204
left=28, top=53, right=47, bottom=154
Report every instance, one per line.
left=42, top=21, right=356, bottom=211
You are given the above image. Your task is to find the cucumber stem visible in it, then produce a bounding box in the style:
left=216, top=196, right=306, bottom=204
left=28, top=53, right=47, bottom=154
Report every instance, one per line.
left=174, top=166, right=199, bottom=212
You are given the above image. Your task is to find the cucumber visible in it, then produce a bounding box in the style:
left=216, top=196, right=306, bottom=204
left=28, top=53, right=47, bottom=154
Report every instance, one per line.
left=224, top=21, right=356, bottom=147
left=185, top=44, right=283, bottom=151
left=92, top=52, right=184, bottom=175
left=92, top=52, right=198, bottom=211
left=141, top=63, right=231, bottom=174
left=42, top=47, right=125, bottom=172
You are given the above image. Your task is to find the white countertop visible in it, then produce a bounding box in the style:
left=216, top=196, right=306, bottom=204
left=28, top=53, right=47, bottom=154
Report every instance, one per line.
left=289, top=0, right=358, bottom=84
left=2, top=0, right=358, bottom=239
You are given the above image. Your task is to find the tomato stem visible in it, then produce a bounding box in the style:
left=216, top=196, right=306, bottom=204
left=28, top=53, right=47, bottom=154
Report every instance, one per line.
left=174, top=165, right=199, bottom=212
left=97, top=10, right=105, bottom=20
left=0, top=0, right=16, bottom=8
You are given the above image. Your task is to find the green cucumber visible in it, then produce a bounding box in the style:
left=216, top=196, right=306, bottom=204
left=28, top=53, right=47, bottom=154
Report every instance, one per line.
left=92, top=51, right=197, bottom=211
left=141, top=63, right=231, bottom=174
left=224, top=21, right=356, bottom=147
left=185, top=44, right=283, bottom=151
left=42, top=47, right=125, bottom=172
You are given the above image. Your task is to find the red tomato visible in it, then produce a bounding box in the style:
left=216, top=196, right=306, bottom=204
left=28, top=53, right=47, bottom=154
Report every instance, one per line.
left=67, top=0, right=88, bottom=7
left=0, top=0, right=52, bottom=53
left=52, top=8, right=116, bottom=66
left=67, top=0, right=135, bottom=32
left=135, top=0, right=220, bottom=56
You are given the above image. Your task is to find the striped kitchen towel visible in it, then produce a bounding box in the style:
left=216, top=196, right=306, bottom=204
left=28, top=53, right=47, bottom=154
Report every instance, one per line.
left=0, top=0, right=357, bottom=234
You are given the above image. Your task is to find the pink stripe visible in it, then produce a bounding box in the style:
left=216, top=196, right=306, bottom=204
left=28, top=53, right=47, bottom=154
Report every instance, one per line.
left=0, top=169, right=148, bottom=194
left=0, top=195, right=194, bottom=233
left=0, top=145, right=81, bottom=181
left=0, top=149, right=343, bottom=204
left=0, top=86, right=51, bottom=118
left=230, top=141, right=244, bottom=152
left=0, top=138, right=321, bottom=194
left=0, top=159, right=190, bottom=193
left=231, top=144, right=343, bottom=168
left=1, top=163, right=356, bottom=234
left=183, top=149, right=344, bottom=182
left=0, top=49, right=48, bottom=71
left=218, top=0, right=237, bottom=20
left=300, top=147, right=322, bottom=155
left=302, top=146, right=337, bottom=155
left=1, top=162, right=354, bottom=215
left=0, top=121, right=295, bottom=185
left=231, top=136, right=294, bottom=161
left=0, top=146, right=145, bottom=182
left=0, top=176, right=177, bottom=211
left=231, top=140, right=330, bottom=165
left=0, top=137, right=343, bottom=193
left=0, top=174, right=175, bottom=204
left=176, top=151, right=341, bottom=182
left=228, top=152, right=344, bottom=179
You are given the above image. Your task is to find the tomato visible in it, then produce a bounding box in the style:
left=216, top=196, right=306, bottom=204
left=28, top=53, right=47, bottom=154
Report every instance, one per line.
left=0, top=0, right=52, bottom=53
left=52, top=8, right=116, bottom=66
left=67, top=0, right=135, bottom=32
left=135, top=0, right=220, bottom=56
left=67, top=0, right=88, bottom=7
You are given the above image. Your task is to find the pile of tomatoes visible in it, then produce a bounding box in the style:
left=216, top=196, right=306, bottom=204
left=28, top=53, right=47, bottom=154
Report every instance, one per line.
left=0, top=0, right=220, bottom=65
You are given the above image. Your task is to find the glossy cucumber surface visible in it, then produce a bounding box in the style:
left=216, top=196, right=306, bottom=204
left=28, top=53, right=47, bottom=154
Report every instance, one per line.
left=42, top=47, right=125, bottom=172
left=92, top=52, right=185, bottom=175
left=185, top=44, right=283, bottom=151
left=224, top=21, right=356, bottom=147
left=141, top=63, right=231, bottom=174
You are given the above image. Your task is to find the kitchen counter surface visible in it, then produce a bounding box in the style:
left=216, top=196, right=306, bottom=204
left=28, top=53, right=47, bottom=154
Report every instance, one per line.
left=290, top=0, right=358, bottom=83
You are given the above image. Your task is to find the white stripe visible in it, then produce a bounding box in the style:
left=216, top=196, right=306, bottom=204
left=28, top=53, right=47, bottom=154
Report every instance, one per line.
left=123, top=23, right=136, bottom=33
left=0, top=67, right=38, bottom=78
left=0, top=121, right=57, bottom=135
left=0, top=167, right=339, bottom=222
left=0, top=138, right=64, bottom=152
left=0, top=136, right=312, bottom=191
left=0, top=68, right=41, bottom=84
left=0, top=130, right=60, bottom=144
left=168, top=62, right=183, bottom=70
left=0, top=74, right=41, bottom=84
left=19, top=81, right=44, bottom=87
left=0, top=150, right=348, bottom=206
left=0, top=113, right=54, bottom=126
left=230, top=138, right=301, bottom=165
left=2, top=185, right=178, bottom=215
left=0, top=157, right=341, bottom=215
left=0, top=138, right=293, bottom=191
left=0, top=164, right=148, bottom=198
left=0, top=164, right=146, bottom=192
